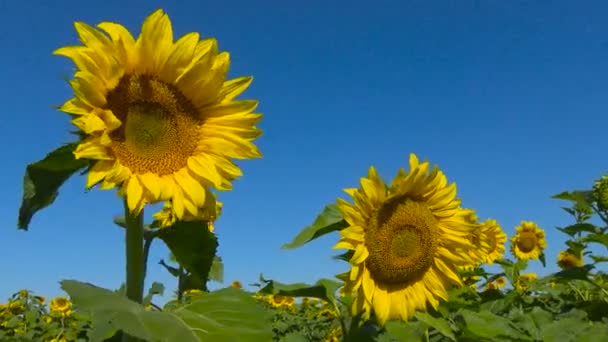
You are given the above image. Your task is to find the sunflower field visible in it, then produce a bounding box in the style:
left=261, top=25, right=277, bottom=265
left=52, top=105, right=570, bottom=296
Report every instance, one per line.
left=5, top=8, right=608, bottom=342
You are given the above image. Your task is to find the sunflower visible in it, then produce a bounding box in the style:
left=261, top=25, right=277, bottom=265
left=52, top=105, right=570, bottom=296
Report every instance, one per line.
left=478, top=219, right=507, bottom=264
left=557, top=250, right=584, bottom=269
left=495, top=276, right=507, bottom=288
left=55, top=9, right=262, bottom=217
left=268, top=295, right=286, bottom=308
left=334, top=153, right=479, bottom=325
left=516, top=272, right=537, bottom=291
left=510, top=221, right=546, bottom=260
left=49, top=297, right=72, bottom=316
left=230, top=280, right=242, bottom=289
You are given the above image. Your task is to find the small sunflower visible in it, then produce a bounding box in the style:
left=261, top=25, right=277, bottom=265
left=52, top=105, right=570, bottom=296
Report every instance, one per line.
left=33, top=296, right=46, bottom=304
left=495, top=276, right=507, bottom=288
left=55, top=9, right=262, bottom=217
left=8, top=301, right=24, bottom=314
left=484, top=282, right=497, bottom=291
left=230, top=280, right=242, bottom=289
left=557, top=250, right=584, bottom=269
left=334, top=153, right=479, bottom=325
left=268, top=295, right=286, bottom=308
left=18, top=290, right=28, bottom=298
left=516, top=273, right=537, bottom=291
left=510, top=221, right=546, bottom=260
left=478, top=219, right=507, bottom=264
left=49, top=297, right=72, bottom=316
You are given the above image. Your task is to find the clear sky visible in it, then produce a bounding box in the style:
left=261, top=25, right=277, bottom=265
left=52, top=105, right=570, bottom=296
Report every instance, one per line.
left=2, top=0, right=607, bottom=303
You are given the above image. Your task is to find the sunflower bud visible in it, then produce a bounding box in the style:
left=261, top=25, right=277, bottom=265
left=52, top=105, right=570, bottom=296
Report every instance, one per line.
left=593, top=175, right=608, bottom=211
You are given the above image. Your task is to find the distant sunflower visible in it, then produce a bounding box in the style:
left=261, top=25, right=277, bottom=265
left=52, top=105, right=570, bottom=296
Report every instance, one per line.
left=557, top=250, right=584, bottom=269
left=55, top=9, right=262, bottom=217
left=495, top=276, right=506, bottom=288
left=516, top=272, right=537, bottom=291
left=478, top=219, right=507, bottom=264
left=510, top=221, right=546, bottom=260
left=334, top=153, right=479, bottom=325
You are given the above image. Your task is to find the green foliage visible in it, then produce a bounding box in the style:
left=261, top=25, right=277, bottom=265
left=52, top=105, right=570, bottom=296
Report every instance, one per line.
left=281, top=204, right=348, bottom=250
left=170, top=288, right=273, bottom=342
left=256, top=275, right=342, bottom=305
left=155, top=221, right=218, bottom=291
left=17, top=143, right=89, bottom=230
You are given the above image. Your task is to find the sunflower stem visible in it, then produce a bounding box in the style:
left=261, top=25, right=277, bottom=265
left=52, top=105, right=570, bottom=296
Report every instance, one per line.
left=124, top=199, right=145, bottom=304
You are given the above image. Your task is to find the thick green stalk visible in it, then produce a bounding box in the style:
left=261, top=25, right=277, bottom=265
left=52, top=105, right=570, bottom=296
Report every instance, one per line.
left=124, top=199, right=145, bottom=304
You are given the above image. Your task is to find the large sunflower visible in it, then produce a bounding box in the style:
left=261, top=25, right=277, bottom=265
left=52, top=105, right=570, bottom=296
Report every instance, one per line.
left=55, top=9, right=262, bottom=217
left=334, top=153, right=479, bottom=325
left=510, top=221, right=546, bottom=260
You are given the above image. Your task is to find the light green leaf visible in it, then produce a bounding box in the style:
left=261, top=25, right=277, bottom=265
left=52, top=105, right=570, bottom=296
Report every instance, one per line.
left=61, top=280, right=199, bottom=342
left=18, top=143, right=89, bottom=230
left=414, top=312, right=455, bottom=341
left=171, top=288, right=272, bottom=341
left=156, top=221, right=217, bottom=290
left=540, top=318, right=593, bottom=342
left=552, top=191, right=593, bottom=208
left=256, top=275, right=342, bottom=304
left=460, top=310, right=532, bottom=341
left=583, top=233, right=608, bottom=250
left=208, top=256, right=224, bottom=283
left=379, top=321, right=427, bottom=342
left=281, top=204, right=347, bottom=250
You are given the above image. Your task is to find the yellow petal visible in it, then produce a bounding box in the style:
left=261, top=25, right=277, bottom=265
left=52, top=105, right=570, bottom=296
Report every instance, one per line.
left=187, top=155, right=228, bottom=190
left=158, top=175, right=176, bottom=201
left=159, top=32, right=199, bottom=83
left=73, top=139, right=112, bottom=160
left=138, top=173, right=161, bottom=200
left=218, top=76, right=253, bottom=102
left=372, top=286, right=390, bottom=326
left=174, top=169, right=206, bottom=207
left=58, top=98, right=92, bottom=116
left=361, top=268, right=375, bottom=305
left=126, top=176, right=144, bottom=213
left=71, top=114, right=106, bottom=134
left=203, top=100, right=259, bottom=119
left=86, top=160, right=114, bottom=189
left=136, top=9, right=173, bottom=74
left=97, top=21, right=137, bottom=70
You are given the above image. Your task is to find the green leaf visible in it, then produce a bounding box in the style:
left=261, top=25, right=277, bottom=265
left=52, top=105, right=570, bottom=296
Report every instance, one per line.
left=557, top=223, right=599, bottom=236
left=460, top=310, right=531, bottom=341
left=414, top=312, right=455, bottom=341
left=208, top=256, right=224, bottom=283
left=582, top=233, right=608, bottom=250
left=159, top=259, right=181, bottom=278
left=512, top=307, right=553, bottom=341
left=61, top=280, right=199, bottom=342
left=156, top=221, right=217, bottom=290
left=256, top=275, right=342, bottom=304
left=332, top=250, right=354, bottom=262
left=577, top=323, right=608, bottom=342
left=281, top=204, right=347, bottom=250
left=18, top=143, right=89, bottom=230
left=540, top=318, right=593, bottom=342
left=279, top=334, right=309, bottom=342
left=171, top=288, right=272, bottom=341
left=552, top=191, right=593, bottom=208
left=379, top=321, right=427, bottom=342
left=590, top=255, right=608, bottom=264
left=539, top=252, right=546, bottom=267
left=552, top=265, right=594, bottom=282
left=143, top=282, right=165, bottom=306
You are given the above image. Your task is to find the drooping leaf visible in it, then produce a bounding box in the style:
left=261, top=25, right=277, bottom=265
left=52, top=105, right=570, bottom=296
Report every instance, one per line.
left=281, top=204, right=347, bottom=250
left=171, top=288, right=272, bottom=341
left=256, top=275, right=342, bottom=304
left=208, top=256, right=224, bottom=283
left=61, top=280, right=199, bottom=342
left=156, top=221, right=217, bottom=290
left=414, top=312, right=456, bottom=341
left=590, top=255, right=608, bottom=264
left=332, top=250, right=354, bottom=262
left=18, top=143, right=89, bottom=230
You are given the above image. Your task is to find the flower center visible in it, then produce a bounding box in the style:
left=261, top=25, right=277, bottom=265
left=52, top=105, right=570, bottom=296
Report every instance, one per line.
left=105, top=74, right=201, bottom=175
left=517, top=231, right=537, bottom=253
left=364, top=198, right=438, bottom=285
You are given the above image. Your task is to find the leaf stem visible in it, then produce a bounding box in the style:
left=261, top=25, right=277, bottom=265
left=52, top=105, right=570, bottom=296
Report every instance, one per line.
left=124, top=199, right=145, bottom=304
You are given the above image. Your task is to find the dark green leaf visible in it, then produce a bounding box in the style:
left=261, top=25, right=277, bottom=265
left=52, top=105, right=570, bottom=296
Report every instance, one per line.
left=159, top=259, right=181, bottom=278
left=280, top=334, right=309, bottom=342
left=61, top=280, right=199, bottom=342
left=539, top=252, right=546, bottom=267
left=557, top=223, right=598, bottom=236
left=333, top=250, right=354, bottom=262
left=512, top=307, right=553, bottom=341
left=18, top=143, right=89, bottom=230
left=208, top=256, right=224, bottom=283
left=414, top=312, right=455, bottom=341
left=566, top=240, right=586, bottom=255
left=281, top=204, right=347, bottom=250
left=256, top=275, right=341, bottom=304
left=171, top=288, right=272, bottom=341
left=113, top=215, right=127, bottom=229
left=156, top=221, right=217, bottom=290
left=540, top=318, right=593, bottom=342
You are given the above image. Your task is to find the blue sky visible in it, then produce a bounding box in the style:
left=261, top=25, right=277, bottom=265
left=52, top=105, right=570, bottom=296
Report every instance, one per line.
left=2, top=0, right=607, bottom=303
